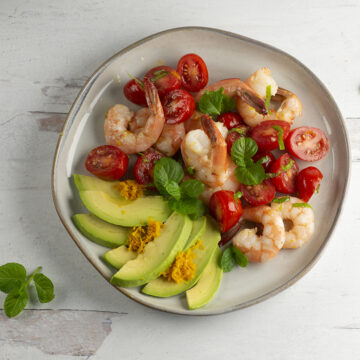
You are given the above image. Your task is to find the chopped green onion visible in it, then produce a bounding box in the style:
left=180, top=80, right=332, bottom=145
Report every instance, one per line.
left=265, top=172, right=279, bottom=179
left=272, top=196, right=290, bottom=204
left=272, top=125, right=285, bottom=150
left=292, top=203, right=312, bottom=208
left=152, top=69, right=168, bottom=82
left=314, top=184, right=320, bottom=194
left=128, top=73, right=144, bottom=89
left=234, top=191, right=243, bottom=201
left=229, top=127, right=248, bottom=136
left=265, top=85, right=272, bottom=112
left=281, top=159, right=294, bottom=172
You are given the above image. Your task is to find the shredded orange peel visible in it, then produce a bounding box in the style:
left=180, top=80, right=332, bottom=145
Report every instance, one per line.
left=127, top=218, right=163, bottom=254
left=162, top=240, right=204, bottom=284
left=113, top=179, right=144, bottom=200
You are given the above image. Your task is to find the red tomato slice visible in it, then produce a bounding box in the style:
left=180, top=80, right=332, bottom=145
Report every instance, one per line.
left=177, top=53, right=209, bottom=92
left=240, top=180, right=276, bottom=206
left=250, top=120, right=290, bottom=152
left=162, top=89, right=195, bottom=124
left=123, top=79, right=147, bottom=106
left=209, top=190, right=242, bottom=233
left=253, top=151, right=276, bottom=172
left=225, top=126, right=250, bottom=155
left=145, top=65, right=181, bottom=98
left=297, top=166, right=323, bottom=202
left=85, top=145, right=129, bottom=181
left=285, top=126, right=330, bottom=161
left=217, top=112, right=244, bottom=130
left=270, top=153, right=299, bottom=194
left=133, top=148, right=164, bottom=185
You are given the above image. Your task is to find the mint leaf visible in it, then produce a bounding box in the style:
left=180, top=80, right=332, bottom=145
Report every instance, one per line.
left=168, top=198, right=205, bottom=219
left=272, top=125, right=285, bottom=150
left=199, top=88, right=224, bottom=115
left=153, top=163, right=169, bottom=196
left=231, top=247, right=248, bottom=267
left=180, top=179, right=205, bottom=198
left=234, top=191, right=242, bottom=201
left=34, top=273, right=55, bottom=303
left=272, top=196, right=290, bottom=204
left=221, top=95, right=236, bottom=112
left=231, top=138, right=258, bottom=167
left=265, top=85, right=271, bottom=112
left=235, top=162, right=265, bottom=185
left=0, top=263, right=26, bottom=294
left=4, top=290, right=29, bottom=318
left=156, top=158, right=184, bottom=184
left=220, top=248, right=236, bottom=272
left=293, top=203, right=312, bottom=208
left=164, top=180, right=181, bottom=200
left=281, top=159, right=294, bottom=172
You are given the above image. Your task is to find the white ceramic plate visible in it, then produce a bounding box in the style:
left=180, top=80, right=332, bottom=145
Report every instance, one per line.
left=52, top=27, right=350, bottom=315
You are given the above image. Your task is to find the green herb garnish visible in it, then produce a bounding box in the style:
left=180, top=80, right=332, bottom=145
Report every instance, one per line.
left=234, top=191, right=243, bottom=201
left=153, top=158, right=205, bottom=219
left=265, top=172, right=279, bottom=179
left=292, top=203, right=312, bottom=208
left=151, top=69, right=168, bottom=82
left=272, top=125, right=285, bottom=150
left=314, top=184, right=320, bottom=194
left=0, top=263, right=54, bottom=318
left=220, top=246, right=248, bottom=272
left=272, top=196, right=290, bottom=204
left=198, top=87, right=236, bottom=116
left=128, top=73, right=144, bottom=89
left=229, top=127, right=248, bottom=136
left=281, top=159, right=294, bottom=172
left=265, top=85, right=272, bottom=112
left=187, top=166, right=195, bottom=176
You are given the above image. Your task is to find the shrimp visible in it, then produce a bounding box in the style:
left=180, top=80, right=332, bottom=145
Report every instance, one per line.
left=237, top=67, right=302, bottom=127
left=181, top=115, right=227, bottom=187
left=184, top=111, right=203, bottom=133
left=104, top=78, right=165, bottom=154
left=271, top=196, right=314, bottom=249
left=194, top=78, right=267, bottom=116
left=232, top=205, right=285, bottom=262
left=154, top=123, right=185, bottom=157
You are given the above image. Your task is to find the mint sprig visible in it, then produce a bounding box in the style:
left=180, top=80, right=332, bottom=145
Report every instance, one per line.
left=198, top=87, right=236, bottom=116
left=220, top=246, right=248, bottom=272
left=0, top=263, right=55, bottom=318
left=153, top=158, right=205, bottom=219
left=231, top=137, right=266, bottom=185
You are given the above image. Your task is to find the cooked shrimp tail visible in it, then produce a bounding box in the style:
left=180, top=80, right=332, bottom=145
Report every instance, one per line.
left=236, top=85, right=267, bottom=115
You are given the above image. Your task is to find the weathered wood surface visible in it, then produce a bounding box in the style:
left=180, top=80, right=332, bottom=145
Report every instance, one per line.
left=0, top=1, right=360, bottom=359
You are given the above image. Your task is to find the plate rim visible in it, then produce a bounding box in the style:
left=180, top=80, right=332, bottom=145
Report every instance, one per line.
left=51, top=26, right=351, bottom=316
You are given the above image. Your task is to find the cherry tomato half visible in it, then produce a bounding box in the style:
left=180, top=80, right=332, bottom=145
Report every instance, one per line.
left=209, top=190, right=243, bottom=233
left=162, top=88, right=195, bottom=124
left=85, top=145, right=129, bottom=181
left=297, top=166, right=323, bottom=202
left=225, top=126, right=250, bottom=155
left=285, top=126, right=330, bottom=161
left=250, top=120, right=291, bottom=152
left=134, top=148, right=164, bottom=185
left=218, top=112, right=244, bottom=130
left=177, top=53, right=208, bottom=92
left=253, top=151, right=276, bottom=172
left=240, top=180, right=276, bottom=206
left=144, top=65, right=181, bottom=99
left=270, top=153, right=299, bottom=194
left=123, top=78, right=147, bottom=106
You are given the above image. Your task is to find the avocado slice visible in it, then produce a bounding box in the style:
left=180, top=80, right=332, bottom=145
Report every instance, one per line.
left=78, top=190, right=171, bottom=227
left=186, top=247, right=223, bottom=310
left=184, top=216, right=206, bottom=250
left=74, top=174, right=121, bottom=198
left=141, top=217, right=220, bottom=298
left=72, top=213, right=129, bottom=248
left=111, top=212, right=192, bottom=288
left=102, top=245, right=137, bottom=269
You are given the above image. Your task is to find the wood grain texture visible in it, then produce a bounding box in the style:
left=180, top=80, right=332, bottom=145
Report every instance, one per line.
left=0, top=0, right=359, bottom=359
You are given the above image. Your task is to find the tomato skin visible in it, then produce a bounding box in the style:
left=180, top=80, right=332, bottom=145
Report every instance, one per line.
left=253, top=151, right=276, bottom=172
left=225, top=126, right=250, bottom=155
left=123, top=79, right=147, bottom=106
left=209, top=190, right=243, bottom=233
left=85, top=145, right=129, bottom=181
left=286, top=126, right=330, bottom=161
left=145, top=66, right=181, bottom=98
left=297, top=166, right=323, bottom=202
left=133, top=148, right=164, bottom=185
left=240, top=180, right=276, bottom=206
left=270, top=153, right=299, bottom=194
left=217, top=112, right=244, bottom=130
left=162, top=89, right=195, bottom=124
left=250, top=120, right=291, bottom=152
left=177, top=53, right=209, bottom=92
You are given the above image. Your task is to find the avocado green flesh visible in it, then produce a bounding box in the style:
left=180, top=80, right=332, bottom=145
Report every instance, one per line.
left=186, top=247, right=223, bottom=310
left=183, top=216, right=206, bottom=250
left=72, top=213, right=129, bottom=248
left=111, top=212, right=192, bottom=288
left=78, top=190, right=171, bottom=227
left=102, top=245, right=137, bottom=269
left=74, top=174, right=121, bottom=198
left=141, top=217, right=220, bottom=298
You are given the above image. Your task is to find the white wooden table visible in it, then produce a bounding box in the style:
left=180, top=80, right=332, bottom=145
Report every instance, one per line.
left=1, top=1, right=359, bottom=359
